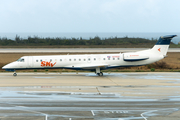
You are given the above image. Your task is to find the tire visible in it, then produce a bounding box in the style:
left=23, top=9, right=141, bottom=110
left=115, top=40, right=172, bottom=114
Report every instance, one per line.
left=100, top=72, right=103, bottom=76
left=13, top=73, right=17, bottom=76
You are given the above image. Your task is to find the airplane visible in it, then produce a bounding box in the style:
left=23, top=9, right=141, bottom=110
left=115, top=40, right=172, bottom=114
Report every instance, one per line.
left=2, top=35, right=177, bottom=76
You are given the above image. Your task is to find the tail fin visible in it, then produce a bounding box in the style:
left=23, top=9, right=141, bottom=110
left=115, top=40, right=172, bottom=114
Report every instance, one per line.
left=151, top=35, right=177, bottom=56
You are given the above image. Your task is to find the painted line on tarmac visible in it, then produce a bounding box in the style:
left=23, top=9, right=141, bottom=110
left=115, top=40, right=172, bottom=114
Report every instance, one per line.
left=141, top=109, right=158, bottom=120
left=91, top=110, right=95, bottom=116
left=0, top=103, right=49, bottom=120
left=15, top=106, right=49, bottom=120
left=140, top=108, right=179, bottom=120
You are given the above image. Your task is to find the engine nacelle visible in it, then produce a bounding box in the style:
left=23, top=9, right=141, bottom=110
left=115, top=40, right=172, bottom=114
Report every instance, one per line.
left=123, top=53, right=149, bottom=61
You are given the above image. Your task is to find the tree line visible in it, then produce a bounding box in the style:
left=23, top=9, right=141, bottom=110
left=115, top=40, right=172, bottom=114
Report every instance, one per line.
left=0, top=35, right=158, bottom=46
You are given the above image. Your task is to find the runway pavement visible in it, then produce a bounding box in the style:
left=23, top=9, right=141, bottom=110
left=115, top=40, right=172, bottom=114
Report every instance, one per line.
left=0, top=72, right=180, bottom=120
left=1, top=48, right=180, bottom=53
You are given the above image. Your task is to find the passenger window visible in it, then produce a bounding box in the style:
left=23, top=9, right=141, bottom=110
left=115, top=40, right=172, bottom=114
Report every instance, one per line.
left=69, top=59, right=71, bottom=61
left=103, top=58, right=106, bottom=60
left=36, top=60, right=38, bottom=62
left=94, top=58, right=96, bottom=60
left=74, top=59, right=76, bottom=61
left=108, top=58, right=110, bottom=60
left=88, top=58, right=90, bottom=61
left=113, top=58, right=115, bottom=60
left=84, top=59, right=86, bottom=61
left=40, top=59, right=42, bottom=62
left=118, top=58, right=120, bottom=60
left=50, top=59, right=52, bottom=62
left=79, top=59, right=81, bottom=61
left=60, top=59, right=62, bottom=61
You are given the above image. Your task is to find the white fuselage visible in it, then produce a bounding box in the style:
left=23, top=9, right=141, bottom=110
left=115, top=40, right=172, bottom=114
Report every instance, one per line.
left=2, top=35, right=177, bottom=76
left=3, top=50, right=163, bottom=71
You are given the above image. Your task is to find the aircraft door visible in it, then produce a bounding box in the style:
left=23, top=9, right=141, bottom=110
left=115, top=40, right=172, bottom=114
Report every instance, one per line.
left=28, top=56, right=33, bottom=68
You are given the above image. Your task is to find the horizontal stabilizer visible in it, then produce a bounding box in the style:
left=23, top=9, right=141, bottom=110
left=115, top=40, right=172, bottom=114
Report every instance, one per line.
left=161, top=35, right=177, bottom=39
left=156, top=35, right=177, bottom=45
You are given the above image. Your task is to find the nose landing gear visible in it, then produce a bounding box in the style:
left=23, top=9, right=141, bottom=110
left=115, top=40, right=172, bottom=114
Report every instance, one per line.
left=13, top=71, right=17, bottom=76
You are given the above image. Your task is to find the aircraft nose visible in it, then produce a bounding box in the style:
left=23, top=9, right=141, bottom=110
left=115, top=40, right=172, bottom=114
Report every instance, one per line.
left=2, top=64, right=8, bottom=69
left=2, top=62, right=15, bottom=69
left=2, top=62, right=16, bottom=71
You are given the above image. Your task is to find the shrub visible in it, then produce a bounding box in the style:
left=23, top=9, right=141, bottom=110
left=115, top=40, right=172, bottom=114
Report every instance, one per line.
left=154, top=61, right=169, bottom=69
left=45, top=69, right=48, bottom=72
left=151, top=68, right=155, bottom=72
left=34, top=69, right=37, bottom=72
left=147, top=61, right=170, bottom=69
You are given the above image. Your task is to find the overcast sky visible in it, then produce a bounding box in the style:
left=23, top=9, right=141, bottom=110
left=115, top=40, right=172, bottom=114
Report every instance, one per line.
left=0, top=0, right=180, bottom=33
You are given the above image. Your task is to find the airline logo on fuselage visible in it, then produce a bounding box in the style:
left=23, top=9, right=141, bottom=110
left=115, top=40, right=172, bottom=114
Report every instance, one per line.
left=130, top=55, right=139, bottom=57
left=112, top=56, right=120, bottom=58
left=107, top=56, right=120, bottom=58
left=41, top=61, right=56, bottom=67
left=158, top=48, right=161, bottom=52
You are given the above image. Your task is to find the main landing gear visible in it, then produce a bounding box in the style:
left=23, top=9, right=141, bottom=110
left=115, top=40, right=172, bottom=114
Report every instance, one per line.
left=13, top=71, right=17, bottom=76
left=96, top=68, right=103, bottom=76
left=97, top=72, right=103, bottom=76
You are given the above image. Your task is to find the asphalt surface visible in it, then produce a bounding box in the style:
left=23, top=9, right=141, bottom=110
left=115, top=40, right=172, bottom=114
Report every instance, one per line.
left=0, top=72, right=180, bottom=120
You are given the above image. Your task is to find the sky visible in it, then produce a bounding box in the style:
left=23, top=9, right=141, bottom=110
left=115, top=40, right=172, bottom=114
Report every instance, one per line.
left=0, top=0, right=180, bottom=33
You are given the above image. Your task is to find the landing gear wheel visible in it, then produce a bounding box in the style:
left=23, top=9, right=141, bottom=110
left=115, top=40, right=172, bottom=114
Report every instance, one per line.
left=97, top=73, right=100, bottom=76
left=13, top=73, right=17, bottom=76
left=100, top=72, right=103, bottom=76
left=97, top=72, right=103, bottom=76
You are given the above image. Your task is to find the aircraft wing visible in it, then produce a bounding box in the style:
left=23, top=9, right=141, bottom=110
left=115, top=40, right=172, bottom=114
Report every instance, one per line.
left=65, top=64, right=110, bottom=70
left=80, top=64, right=109, bottom=69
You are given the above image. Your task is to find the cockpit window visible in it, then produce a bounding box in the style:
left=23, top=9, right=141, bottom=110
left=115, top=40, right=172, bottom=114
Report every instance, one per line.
left=17, top=58, right=24, bottom=62
left=21, top=59, right=24, bottom=62
left=17, top=58, right=21, bottom=62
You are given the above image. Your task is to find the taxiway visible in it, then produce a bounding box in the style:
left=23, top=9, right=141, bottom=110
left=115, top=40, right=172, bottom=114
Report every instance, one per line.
left=0, top=72, right=180, bottom=120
